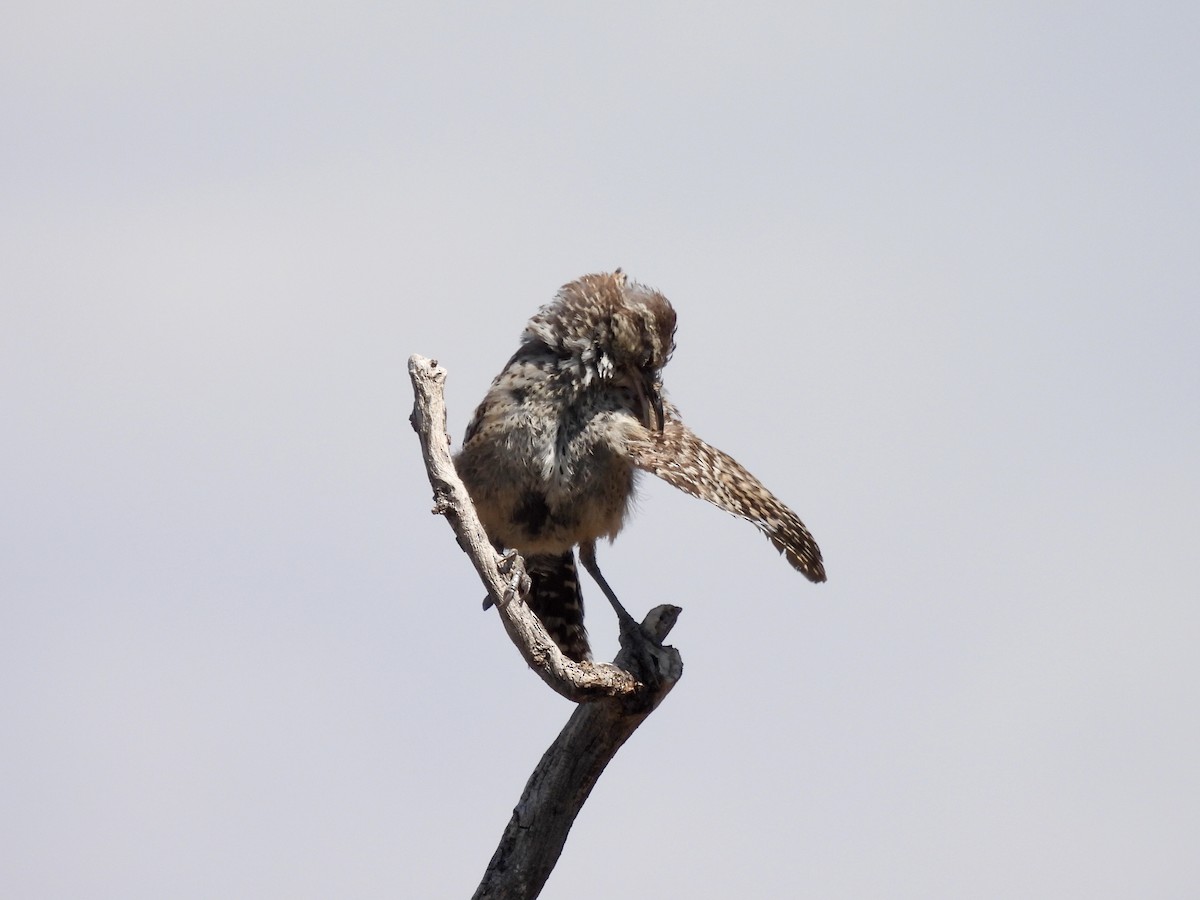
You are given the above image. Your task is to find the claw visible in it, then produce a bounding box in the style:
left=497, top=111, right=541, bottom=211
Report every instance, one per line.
left=483, top=549, right=526, bottom=609
left=496, top=548, right=520, bottom=574
left=493, top=557, right=531, bottom=609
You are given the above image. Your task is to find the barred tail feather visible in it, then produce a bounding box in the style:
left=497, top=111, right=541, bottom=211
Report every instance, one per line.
left=524, top=552, right=592, bottom=661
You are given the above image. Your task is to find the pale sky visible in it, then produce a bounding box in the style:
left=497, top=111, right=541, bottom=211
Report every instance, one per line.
left=2, top=3, right=1197, bottom=898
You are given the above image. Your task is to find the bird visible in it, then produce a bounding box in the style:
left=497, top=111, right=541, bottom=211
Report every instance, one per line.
left=454, top=270, right=825, bottom=663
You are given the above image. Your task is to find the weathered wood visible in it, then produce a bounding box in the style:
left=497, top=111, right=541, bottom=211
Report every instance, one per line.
left=472, top=605, right=683, bottom=900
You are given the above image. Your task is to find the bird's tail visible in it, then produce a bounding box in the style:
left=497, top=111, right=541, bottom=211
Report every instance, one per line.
left=524, top=552, right=592, bottom=661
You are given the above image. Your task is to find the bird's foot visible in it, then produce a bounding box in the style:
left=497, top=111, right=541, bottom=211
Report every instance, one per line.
left=496, top=548, right=520, bottom=574
left=617, top=614, right=665, bottom=689
left=486, top=550, right=528, bottom=609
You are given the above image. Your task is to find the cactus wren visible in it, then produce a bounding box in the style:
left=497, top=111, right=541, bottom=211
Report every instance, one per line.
left=454, top=271, right=825, bottom=662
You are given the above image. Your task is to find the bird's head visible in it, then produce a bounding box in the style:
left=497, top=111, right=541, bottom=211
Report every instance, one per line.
left=523, top=270, right=676, bottom=431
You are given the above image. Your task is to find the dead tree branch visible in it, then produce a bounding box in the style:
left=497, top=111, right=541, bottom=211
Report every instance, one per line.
left=471, top=603, right=682, bottom=900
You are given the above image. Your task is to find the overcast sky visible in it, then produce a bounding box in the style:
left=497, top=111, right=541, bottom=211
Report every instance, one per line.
left=2, top=3, right=1197, bottom=898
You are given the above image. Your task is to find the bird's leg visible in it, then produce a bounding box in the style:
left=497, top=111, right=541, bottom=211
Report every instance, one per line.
left=578, top=541, right=638, bottom=631
left=578, top=540, right=662, bottom=684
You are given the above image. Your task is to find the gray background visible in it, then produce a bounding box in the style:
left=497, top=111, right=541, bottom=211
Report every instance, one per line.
left=3, top=3, right=1197, bottom=898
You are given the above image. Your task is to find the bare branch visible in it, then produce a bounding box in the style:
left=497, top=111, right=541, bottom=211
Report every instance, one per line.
left=472, top=605, right=683, bottom=900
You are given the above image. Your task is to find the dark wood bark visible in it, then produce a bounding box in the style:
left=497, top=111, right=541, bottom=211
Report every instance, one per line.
left=473, top=604, right=681, bottom=900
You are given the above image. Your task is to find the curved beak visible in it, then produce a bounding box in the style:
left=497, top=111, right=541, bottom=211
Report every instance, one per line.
left=641, top=369, right=666, bottom=432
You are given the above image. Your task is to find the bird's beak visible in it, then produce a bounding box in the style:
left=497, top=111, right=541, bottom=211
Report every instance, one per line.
left=641, top=369, right=666, bottom=432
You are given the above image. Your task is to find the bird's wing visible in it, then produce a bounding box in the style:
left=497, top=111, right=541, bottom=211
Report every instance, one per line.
left=626, top=417, right=826, bottom=583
